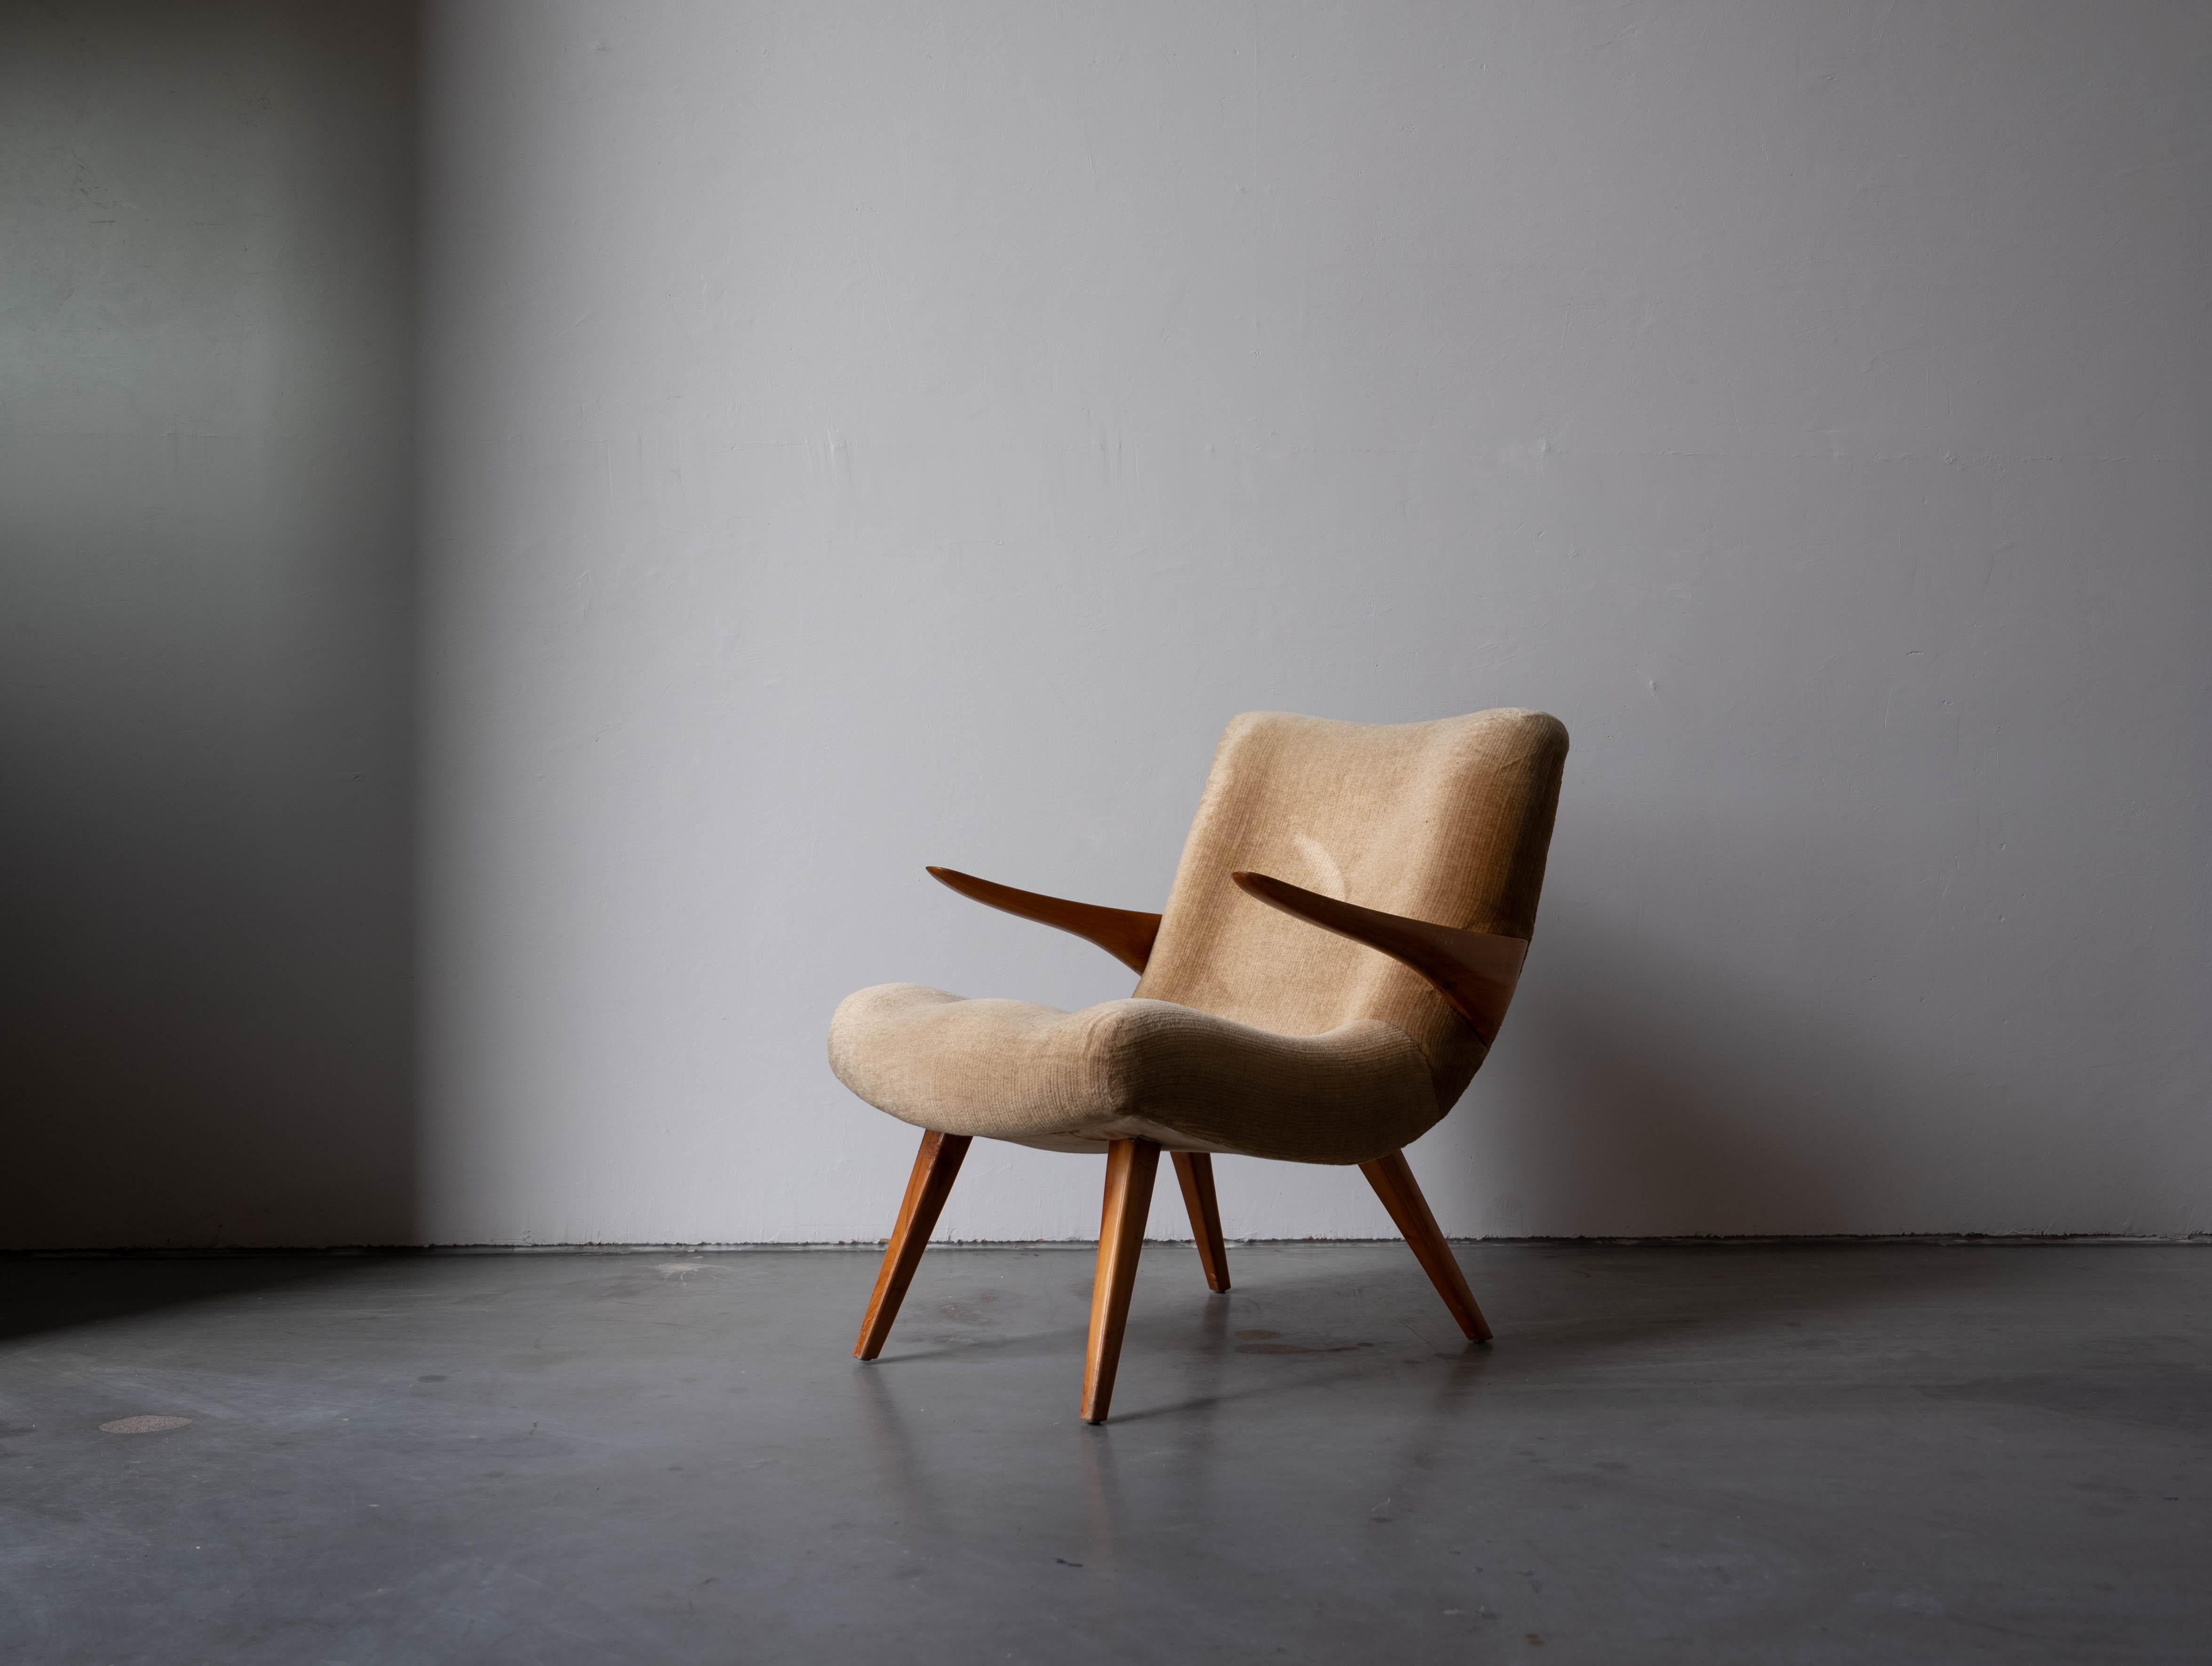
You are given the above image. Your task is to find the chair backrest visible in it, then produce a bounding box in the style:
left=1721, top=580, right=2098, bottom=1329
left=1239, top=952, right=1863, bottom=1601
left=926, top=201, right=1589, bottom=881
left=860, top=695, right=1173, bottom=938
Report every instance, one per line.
left=1134, top=709, right=1568, bottom=1107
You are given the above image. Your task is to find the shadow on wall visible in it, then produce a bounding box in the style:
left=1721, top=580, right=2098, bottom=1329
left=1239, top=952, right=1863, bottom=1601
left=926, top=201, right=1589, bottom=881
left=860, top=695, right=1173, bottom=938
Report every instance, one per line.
left=0, top=1, right=422, bottom=1252
left=1495, top=908, right=1855, bottom=1235
left=1472, top=872, right=2134, bottom=1238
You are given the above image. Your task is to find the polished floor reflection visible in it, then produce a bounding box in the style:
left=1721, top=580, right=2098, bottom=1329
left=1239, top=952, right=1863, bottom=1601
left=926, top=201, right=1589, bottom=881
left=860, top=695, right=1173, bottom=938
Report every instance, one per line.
left=3, top=1242, right=2208, bottom=1662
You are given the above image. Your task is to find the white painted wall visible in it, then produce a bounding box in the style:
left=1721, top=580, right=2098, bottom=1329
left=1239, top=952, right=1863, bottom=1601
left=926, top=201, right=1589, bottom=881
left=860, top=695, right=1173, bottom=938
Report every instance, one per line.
left=418, top=0, right=2199, bottom=1244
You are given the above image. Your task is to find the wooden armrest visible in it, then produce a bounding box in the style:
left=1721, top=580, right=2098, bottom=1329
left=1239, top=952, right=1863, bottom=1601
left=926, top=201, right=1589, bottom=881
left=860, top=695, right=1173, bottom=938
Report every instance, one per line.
left=927, top=867, right=1162, bottom=975
left=1230, top=871, right=1529, bottom=1044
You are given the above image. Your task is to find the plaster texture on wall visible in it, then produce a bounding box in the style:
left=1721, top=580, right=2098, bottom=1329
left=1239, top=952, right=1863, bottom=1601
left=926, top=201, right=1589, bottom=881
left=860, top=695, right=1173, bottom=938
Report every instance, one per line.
left=0, top=2, right=420, bottom=1246
left=415, top=0, right=2210, bottom=1246
left=16, top=2, right=2200, bottom=1248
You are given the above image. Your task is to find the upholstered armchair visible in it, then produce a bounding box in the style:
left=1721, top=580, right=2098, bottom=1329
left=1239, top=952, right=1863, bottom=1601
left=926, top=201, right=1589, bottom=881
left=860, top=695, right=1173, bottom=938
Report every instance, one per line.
left=829, top=708, right=1568, bottom=1421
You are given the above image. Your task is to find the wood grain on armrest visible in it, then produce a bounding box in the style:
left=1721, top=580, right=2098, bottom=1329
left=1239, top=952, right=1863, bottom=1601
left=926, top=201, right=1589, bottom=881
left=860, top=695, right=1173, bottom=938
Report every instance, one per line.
left=927, top=867, right=1162, bottom=975
left=1230, top=871, right=1528, bottom=1043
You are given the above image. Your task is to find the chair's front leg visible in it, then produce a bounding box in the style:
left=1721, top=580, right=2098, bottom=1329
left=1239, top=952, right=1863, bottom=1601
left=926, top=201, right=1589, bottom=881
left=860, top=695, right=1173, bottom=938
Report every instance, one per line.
left=854, top=1129, right=971, bottom=1359
left=1081, top=1138, right=1161, bottom=1422
left=1360, top=1149, right=1492, bottom=1342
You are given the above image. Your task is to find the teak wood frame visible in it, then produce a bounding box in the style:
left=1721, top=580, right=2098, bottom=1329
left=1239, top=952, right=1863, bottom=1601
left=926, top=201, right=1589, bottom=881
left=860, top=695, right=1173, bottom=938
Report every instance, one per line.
left=852, top=866, right=1520, bottom=1423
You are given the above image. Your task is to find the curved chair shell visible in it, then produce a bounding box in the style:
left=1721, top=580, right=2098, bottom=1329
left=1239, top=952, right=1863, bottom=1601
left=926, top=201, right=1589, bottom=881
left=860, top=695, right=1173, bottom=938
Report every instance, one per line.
left=1135, top=707, right=1567, bottom=1112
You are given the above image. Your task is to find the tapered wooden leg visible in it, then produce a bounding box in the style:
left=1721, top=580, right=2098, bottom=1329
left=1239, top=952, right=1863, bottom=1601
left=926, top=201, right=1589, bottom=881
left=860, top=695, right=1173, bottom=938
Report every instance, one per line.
left=854, top=1130, right=972, bottom=1360
left=1359, top=1149, right=1492, bottom=1342
left=1170, top=1151, right=1231, bottom=1293
left=1081, top=1138, right=1161, bottom=1423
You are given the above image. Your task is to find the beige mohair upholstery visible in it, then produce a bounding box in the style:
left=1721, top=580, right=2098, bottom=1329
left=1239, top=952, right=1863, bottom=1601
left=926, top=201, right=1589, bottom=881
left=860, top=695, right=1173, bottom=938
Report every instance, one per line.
left=828, top=709, right=1568, bottom=1166
left=828, top=987, right=1442, bottom=1164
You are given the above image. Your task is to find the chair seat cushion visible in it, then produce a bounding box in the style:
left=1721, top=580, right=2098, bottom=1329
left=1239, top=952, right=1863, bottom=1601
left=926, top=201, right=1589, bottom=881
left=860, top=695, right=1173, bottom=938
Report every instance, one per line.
left=828, top=984, right=1444, bottom=1165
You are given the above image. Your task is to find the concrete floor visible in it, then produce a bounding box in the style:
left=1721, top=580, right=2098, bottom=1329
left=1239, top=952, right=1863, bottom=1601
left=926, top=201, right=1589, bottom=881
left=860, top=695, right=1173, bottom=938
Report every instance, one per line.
left=2, top=1243, right=2207, bottom=1664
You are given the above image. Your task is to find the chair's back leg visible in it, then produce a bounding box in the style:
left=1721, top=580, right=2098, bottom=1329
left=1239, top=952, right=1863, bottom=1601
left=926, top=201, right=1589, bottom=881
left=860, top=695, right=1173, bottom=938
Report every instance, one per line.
left=1081, top=1138, right=1161, bottom=1422
left=854, top=1129, right=972, bottom=1359
left=1359, top=1149, right=1492, bottom=1342
left=1170, top=1151, right=1232, bottom=1293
